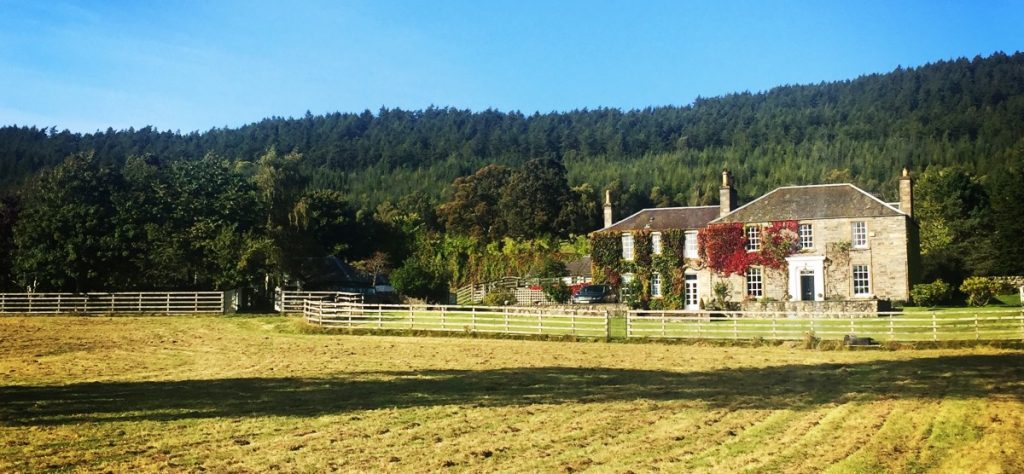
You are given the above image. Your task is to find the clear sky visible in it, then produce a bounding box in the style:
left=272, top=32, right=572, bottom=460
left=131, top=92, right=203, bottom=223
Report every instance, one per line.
left=1, top=0, right=1022, bottom=133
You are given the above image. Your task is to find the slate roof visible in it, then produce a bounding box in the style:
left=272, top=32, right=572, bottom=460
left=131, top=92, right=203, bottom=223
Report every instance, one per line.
left=713, top=184, right=906, bottom=223
left=600, top=206, right=720, bottom=233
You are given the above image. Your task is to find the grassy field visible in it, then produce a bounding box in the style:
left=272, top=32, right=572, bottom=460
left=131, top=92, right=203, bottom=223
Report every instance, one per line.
left=2, top=316, right=1024, bottom=473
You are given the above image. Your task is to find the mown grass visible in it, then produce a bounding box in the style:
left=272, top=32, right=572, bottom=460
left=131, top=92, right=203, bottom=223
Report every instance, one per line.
left=2, top=315, right=1024, bottom=472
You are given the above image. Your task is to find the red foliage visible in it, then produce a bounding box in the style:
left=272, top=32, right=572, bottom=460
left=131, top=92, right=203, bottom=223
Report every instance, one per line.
left=698, top=223, right=750, bottom=275
left=698, top=220, right=799, bottom=275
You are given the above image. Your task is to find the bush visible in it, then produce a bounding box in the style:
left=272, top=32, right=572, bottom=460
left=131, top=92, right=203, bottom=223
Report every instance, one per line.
left=960, top=277, right=996, bottom=306
left=541, top=280, right=571, bottom=304
left=391, top=259, right=449, bottom=303
left=911, top=279, right=953, bottom=307
left=481, top=288, right=517, bottom=306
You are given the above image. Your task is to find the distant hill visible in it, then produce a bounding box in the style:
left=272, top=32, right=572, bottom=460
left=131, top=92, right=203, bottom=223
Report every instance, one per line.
left=2, top=51, right=1023, bottom=215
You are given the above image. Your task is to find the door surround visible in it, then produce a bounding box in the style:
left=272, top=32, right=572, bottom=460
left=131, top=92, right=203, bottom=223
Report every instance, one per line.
left=785, top=255, right=825, bottom=302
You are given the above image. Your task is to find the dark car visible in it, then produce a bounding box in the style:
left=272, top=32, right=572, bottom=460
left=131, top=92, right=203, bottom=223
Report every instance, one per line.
left=571, top=284, right=616, bottom=304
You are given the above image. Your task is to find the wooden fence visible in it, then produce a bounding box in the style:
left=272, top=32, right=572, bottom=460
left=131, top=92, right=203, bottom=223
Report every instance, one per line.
left=0, top=292, right=225, bottom=314
left=275, top=290, right=363, bottom=313
left=626, top=309, right=1024, bottom=342
left=303, top=301, right=610, bottom=338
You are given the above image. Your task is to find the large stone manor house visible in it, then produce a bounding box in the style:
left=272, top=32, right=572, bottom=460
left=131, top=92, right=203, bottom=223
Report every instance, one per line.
left=597, top=169, right=920, bottom=310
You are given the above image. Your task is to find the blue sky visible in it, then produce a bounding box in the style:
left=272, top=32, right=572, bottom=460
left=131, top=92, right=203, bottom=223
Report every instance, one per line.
left=1, top=0, right=1022, bottom=133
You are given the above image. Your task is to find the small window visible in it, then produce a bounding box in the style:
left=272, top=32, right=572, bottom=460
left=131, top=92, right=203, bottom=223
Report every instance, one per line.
left=746, top=267, right=763, bottom=298
left=651, top=273, right=662, bottom=297
left=651, top=232, right=662, bottom=255
left=852, top=265, right=870, bottom=295
left=852, top=222, right=867, bottom=248
left=684, top=231, right=698, bottom=259
left=746, top=225, right=761, bottom=251
left=799, top=224, right=813, bottom=249
left=622, top=233, right=634, bottom=260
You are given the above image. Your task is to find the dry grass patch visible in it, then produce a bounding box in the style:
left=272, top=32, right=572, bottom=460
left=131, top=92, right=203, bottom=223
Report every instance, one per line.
left=2, top=315, right=1023, bottom=472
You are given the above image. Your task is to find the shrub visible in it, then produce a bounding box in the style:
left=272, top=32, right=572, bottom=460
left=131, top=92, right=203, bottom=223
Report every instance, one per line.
left=911, top=279, right=953, bottom=307
left=542, top=280, right=571, bottom=304
left=481, top=288, right=517, bottom=306
left=960, top=277, right=996, bottom=306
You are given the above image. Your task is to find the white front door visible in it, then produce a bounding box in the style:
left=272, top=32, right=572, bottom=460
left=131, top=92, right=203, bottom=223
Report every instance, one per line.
left=684, top=274, right=699, bottom=310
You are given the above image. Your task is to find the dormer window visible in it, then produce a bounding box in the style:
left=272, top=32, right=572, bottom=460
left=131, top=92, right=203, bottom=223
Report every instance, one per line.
left=745, top=225, right=761, bottom=251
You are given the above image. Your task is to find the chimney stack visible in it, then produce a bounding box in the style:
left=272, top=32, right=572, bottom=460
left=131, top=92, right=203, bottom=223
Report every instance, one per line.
left=603, top=189, right=613, bottom=228
left=899, top=166, right=913, bottom=218
left=720, top=169, right=737, bottom=217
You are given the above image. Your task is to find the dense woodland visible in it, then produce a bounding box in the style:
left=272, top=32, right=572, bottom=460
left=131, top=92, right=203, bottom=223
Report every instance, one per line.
left=1, top=52, right=1023, bottom=301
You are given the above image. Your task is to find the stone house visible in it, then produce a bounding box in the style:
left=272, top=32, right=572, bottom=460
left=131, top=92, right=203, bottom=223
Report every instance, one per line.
left=594, top=170, right=920, bottom=310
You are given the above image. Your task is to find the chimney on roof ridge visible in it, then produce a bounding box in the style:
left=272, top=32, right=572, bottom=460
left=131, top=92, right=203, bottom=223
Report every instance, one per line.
left=603, top=189, right=613, bottom=228
left=720, top=169, right=737, bottom=217
left=899, top=166, right=913, bottom=218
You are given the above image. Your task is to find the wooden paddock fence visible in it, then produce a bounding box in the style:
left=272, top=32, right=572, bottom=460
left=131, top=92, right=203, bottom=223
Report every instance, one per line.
left=275, top=290, right=364, bottom=313
left=627, top=309, right=1024, bottom=342
left=0, top=292, right=225, bottom=314
left=303, top=300, right=611, bottom=338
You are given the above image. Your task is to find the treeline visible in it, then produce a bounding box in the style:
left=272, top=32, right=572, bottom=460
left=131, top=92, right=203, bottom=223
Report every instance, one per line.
left=3, top=52, right=1024, bottom=213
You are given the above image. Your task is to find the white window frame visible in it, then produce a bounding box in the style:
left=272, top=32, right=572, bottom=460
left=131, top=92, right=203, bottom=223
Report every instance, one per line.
left=746, top=267, right=763, bottom=298
left=799, top=223, right=813, bottom=249
left=851, top=222, right=867, bottom=248
left=651, top=272, right=662, bottom=298
left=746, top=225, right=761, bottom=252
left=852, top=264, right=870, bottom=296
left=684, top=231, right=698, bottom=259
left=622, top=233, right=634, bottom=260
left=651, top=232, right=662, bottom=255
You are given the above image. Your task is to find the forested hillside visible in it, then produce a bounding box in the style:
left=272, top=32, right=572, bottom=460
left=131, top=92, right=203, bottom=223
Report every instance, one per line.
left=1, top=52, right=1022, bottom=297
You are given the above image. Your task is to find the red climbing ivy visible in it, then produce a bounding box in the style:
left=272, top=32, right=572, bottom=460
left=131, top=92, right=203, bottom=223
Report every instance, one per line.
left=698, top=220, right=800, bottom=275
left=698, top=223, right=750, bottom=275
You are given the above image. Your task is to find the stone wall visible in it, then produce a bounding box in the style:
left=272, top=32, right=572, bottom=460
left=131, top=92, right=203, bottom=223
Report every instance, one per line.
left=740, top=299, right=889, bottom=316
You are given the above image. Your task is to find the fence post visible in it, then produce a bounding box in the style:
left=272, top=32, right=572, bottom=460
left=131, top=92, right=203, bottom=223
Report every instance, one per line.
left=504, top=307, right=509, bottom=333
left=537, top=312, right=542, bottom=334
left=604, top=310, right=610, bottom=339
left=472, top=307, right=477, bottom=333
left=661, top=313, right=667, bottom=338
left=1019, top=311, right=1023, bottom=341
left=932, top=312, right=938, bottom=341
left=570, top=311, right=576, bottom=336
left=733, top=315, right=738, bottom=340
left=377, top=304, right=383, bottom=330
left=849, top=317, right=855, bottom=336
left=409, top=305, right=415, bottom=330
left=889, top=317, right=895, bottom=341
left=974, top=313, right=979, bottom=341
left=441, top=305, right=446, bottom=330
left=697, top=315, right=702, bottom=339
left=772, top=314, right=777, bottom=340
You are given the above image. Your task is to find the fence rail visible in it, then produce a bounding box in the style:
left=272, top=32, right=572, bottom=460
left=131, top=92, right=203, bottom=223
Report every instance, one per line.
left=304, top=301, right=610, bottom=338
left=0, top=292, right=225, bottom=314
left=275, top=290, right=363, bottom=313
left=627, top=309, right=1024, bottom=342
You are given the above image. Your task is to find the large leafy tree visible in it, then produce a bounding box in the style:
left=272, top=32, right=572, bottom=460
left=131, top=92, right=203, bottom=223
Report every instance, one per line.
left=499, top=157, right=572, bottom=239
left=13, top=153, right=122, bottom=291
left=437, top=164, right=512, bottom=240
left=915, top=166, right=992, bottom=282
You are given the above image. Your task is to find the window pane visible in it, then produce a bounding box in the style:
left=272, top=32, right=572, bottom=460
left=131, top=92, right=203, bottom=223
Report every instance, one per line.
left=622, top=233, right=634, bottom=260
left=852, top=222, right=867, bottom=247
left=684, top=231, right=698, bottom=259
left=799, top=224, right=813, bottom=249
left=746, top=226, right=761, bottom=251
left=651, top=273, right=662, bottom=297
left=652, top=232, right=662, bottom=255
left=852, top=264, right=870, bottom=295
left=746, top=267, right=763, bottom=297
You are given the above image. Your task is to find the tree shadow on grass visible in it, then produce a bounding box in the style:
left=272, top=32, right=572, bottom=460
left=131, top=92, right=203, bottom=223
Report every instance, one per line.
left=2, top=353, right=1023, bottom=426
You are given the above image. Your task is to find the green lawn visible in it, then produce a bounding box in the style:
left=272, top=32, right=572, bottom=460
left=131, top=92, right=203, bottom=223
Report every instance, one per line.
left=3, top=316, right=1024, bottom=472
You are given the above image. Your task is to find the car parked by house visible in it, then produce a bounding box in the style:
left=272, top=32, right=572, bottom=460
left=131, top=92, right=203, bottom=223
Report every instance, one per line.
left=571, top=284, right=616, bottom=304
